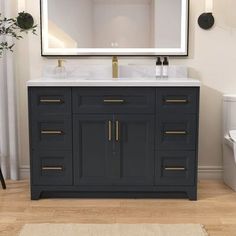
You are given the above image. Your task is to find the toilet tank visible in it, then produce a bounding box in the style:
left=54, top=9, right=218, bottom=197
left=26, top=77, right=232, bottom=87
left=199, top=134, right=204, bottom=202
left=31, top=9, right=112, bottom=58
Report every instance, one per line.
left=223, top=95, right=236, bottom=136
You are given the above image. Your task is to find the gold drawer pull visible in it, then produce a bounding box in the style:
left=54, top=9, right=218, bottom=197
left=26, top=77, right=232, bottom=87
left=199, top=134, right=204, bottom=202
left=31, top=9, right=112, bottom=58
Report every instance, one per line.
left=108, top=121, right=112, bottom=141
left=164, top=131, right=187, bottom=135
left=41, top=130, right=63, bottom=135
left=103, top=99, right=125, bottom=103
left=42, top=166, right=63, bottom=171
left=165, top=167, right=186, bottom=171
left=115, top=121, right=119, bottom=142
left=40, top=99, right=63, bottom=103
left=165, top=99, right=188, bottom=103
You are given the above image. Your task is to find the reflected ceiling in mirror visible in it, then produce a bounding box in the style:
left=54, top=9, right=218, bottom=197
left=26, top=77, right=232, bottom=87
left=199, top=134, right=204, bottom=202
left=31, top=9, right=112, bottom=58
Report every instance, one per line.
left=41, top=0, right=189, bottom=56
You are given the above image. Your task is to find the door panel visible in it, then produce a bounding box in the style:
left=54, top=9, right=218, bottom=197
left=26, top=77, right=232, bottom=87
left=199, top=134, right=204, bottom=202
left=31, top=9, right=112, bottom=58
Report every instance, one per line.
left=73, top=115, right=113, bottom=185
left=114, top=115, right=155, bottom=185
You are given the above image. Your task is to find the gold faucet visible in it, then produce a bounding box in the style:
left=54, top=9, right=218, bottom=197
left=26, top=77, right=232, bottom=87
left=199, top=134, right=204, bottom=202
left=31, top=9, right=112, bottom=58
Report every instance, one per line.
left=112, top=56, right=118, bottom=79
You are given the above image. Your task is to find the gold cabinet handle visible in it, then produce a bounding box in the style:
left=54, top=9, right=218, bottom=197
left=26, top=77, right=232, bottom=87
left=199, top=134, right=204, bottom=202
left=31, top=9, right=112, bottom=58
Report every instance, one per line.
left=164, top=167, right=186, bottom=171
left=115, top=121, right=119, bottom=142
left=108, top=121, right=112, bottom=141
left=103, top=99, right=125, bottom=103
left=39, top=99, right=63, bottom=104
left=42, top=166, right=63, bottom=171
left=165, top=99, right=188, bottom=103
left=164, top=131, right=187, bottom=135
left=41, top=130, right=63, bottom=135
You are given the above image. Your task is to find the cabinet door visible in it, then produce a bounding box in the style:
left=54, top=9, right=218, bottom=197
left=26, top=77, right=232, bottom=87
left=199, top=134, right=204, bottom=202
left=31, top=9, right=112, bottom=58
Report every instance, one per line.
left=73, top=115, right=113, bottom=185
left=113, top=115, right=155, bottom=185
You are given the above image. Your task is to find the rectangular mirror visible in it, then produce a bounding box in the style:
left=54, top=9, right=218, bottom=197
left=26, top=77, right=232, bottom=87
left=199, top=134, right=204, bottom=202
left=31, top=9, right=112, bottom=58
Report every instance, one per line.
left=41, top=0, right=189, bottom=56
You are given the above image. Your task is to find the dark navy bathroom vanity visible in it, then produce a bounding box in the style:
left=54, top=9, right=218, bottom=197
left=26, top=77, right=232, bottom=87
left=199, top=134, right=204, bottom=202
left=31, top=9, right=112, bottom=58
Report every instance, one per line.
left=28, top=81, right=200, bottom=200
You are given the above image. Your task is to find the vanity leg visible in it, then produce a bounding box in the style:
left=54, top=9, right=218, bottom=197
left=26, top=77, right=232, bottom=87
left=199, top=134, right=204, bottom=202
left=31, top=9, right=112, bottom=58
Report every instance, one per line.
left=31, top=190, right=42, bottom=200
left=187, top=189, right=197, bottom=201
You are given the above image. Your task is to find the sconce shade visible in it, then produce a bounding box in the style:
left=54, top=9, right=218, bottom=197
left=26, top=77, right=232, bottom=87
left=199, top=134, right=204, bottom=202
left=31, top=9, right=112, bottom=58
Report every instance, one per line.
left=198, top=13, right=215, bottom=30
left=17, top=12, right=34, bottom=30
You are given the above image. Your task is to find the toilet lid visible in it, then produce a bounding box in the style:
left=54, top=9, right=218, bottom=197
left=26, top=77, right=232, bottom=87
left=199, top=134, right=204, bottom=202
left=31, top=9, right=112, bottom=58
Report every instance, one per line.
left=229, top=130, right=236, bottom=142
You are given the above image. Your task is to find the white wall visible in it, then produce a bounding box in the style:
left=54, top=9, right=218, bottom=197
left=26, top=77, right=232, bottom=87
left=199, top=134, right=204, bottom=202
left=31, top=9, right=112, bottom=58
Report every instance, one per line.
left=48, top=0, right=93, bottom=48
left=93, top=0, right=151, bottom=48
left=154, top=0, right=182, bottom=48
left=14, top=0, right=236, bottom=179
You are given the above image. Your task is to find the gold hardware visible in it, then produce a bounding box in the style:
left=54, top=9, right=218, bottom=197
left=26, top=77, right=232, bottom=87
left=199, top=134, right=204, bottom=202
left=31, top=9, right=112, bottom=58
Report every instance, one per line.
left=108, top=121, right=112, bottom=141
left=112, top=56, right=118, bottom=79
left=41, top=130, right=63, bottom=135
left=103, top=99, right=124, bottom=103
left=42, top=166, right=63, bottom=171
left=164, top=167, right=186, bottom=171
left=115, top=121, right=119, bottom=141
left=40, top=99, right=63, bottom=103
left=58, top=59, right=65, bottom=68
left=164, top=131, right=187, bottom=135
left=165, top=99, right=188, bottom=103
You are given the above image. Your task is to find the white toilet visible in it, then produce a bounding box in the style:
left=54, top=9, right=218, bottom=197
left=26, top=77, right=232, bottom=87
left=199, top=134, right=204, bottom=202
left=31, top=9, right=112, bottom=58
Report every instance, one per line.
left=223, top=94, right=236, bottom=191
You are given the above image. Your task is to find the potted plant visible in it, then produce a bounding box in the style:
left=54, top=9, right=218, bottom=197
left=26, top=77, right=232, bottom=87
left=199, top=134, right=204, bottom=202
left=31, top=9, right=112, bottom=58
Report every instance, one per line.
left=0, top=12, right=37, bottom=56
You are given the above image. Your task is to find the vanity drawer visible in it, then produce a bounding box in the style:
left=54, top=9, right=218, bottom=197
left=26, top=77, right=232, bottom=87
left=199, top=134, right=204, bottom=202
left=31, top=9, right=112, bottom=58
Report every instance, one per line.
left=31, top=114, right=72, bottom=149
left=29, top=87, right=72, bottom=114
left=31, top=150, right=73, bottom=186
left=72, top=88, right=155, bottom=114
left=157, top=88, right=199, bottom=114
left=156, top=113, right=197, bottom=150
left=156, top=150, right=196, bottom=186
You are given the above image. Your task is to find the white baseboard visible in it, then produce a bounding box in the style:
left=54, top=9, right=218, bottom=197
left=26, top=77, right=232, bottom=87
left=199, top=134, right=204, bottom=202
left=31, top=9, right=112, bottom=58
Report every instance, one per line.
left=19, top=165, right=224, bottom=180
left=198, top=166, right=223, bottom=180
left=19, top=165, right=30, bottom=180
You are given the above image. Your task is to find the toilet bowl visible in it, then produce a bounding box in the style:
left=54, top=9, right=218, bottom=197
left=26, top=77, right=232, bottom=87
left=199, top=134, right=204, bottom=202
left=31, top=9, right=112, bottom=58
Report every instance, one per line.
left=223, top=95, right=236, bottom=191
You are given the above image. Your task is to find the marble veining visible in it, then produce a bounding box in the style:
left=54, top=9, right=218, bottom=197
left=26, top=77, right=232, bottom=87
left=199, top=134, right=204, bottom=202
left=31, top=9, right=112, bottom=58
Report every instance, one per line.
left=27, top=64, right=200, bottom=87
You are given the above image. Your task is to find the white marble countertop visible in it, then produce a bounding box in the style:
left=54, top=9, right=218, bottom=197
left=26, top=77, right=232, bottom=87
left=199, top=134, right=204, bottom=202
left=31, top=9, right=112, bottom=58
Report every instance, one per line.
left=27, top=78, right=201, bottom=87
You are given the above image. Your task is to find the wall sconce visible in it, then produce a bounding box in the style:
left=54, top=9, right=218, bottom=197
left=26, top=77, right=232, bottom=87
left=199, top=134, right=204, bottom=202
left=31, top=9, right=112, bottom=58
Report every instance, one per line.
left=198, top=0, right=215, bottom=30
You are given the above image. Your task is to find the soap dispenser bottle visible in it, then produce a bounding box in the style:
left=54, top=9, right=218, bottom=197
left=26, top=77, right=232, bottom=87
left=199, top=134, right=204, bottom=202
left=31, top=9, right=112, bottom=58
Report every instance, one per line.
left=162, top=57, right=169, bottom=78
left=155, top=57, right=162, bottom=78
left=54, top=59, right=67, bottom=79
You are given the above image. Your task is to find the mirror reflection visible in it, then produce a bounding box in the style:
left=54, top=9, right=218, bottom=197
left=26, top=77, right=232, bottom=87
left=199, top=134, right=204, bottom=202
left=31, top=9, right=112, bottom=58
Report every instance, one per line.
left=41, top=0, right=188, bottom=55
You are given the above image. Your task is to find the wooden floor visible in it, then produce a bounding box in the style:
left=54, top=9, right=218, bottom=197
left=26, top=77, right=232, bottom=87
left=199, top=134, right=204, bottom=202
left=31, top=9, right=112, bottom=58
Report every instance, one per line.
left=1, top=180, right=236, bottom=236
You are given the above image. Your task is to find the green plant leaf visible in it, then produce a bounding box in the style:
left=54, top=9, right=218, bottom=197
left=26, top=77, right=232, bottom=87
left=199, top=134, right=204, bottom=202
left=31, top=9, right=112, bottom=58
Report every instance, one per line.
left=0, top=12, right=37, bottom=55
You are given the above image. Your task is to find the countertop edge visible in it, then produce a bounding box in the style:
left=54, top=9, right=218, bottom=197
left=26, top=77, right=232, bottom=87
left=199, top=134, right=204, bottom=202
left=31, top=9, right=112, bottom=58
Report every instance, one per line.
left=26, top=80, right=201, bottom=87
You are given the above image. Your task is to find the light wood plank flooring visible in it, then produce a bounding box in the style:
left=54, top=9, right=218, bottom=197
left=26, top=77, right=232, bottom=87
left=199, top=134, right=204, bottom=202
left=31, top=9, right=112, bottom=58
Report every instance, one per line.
left=0, top=180, right=236, bottom=236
